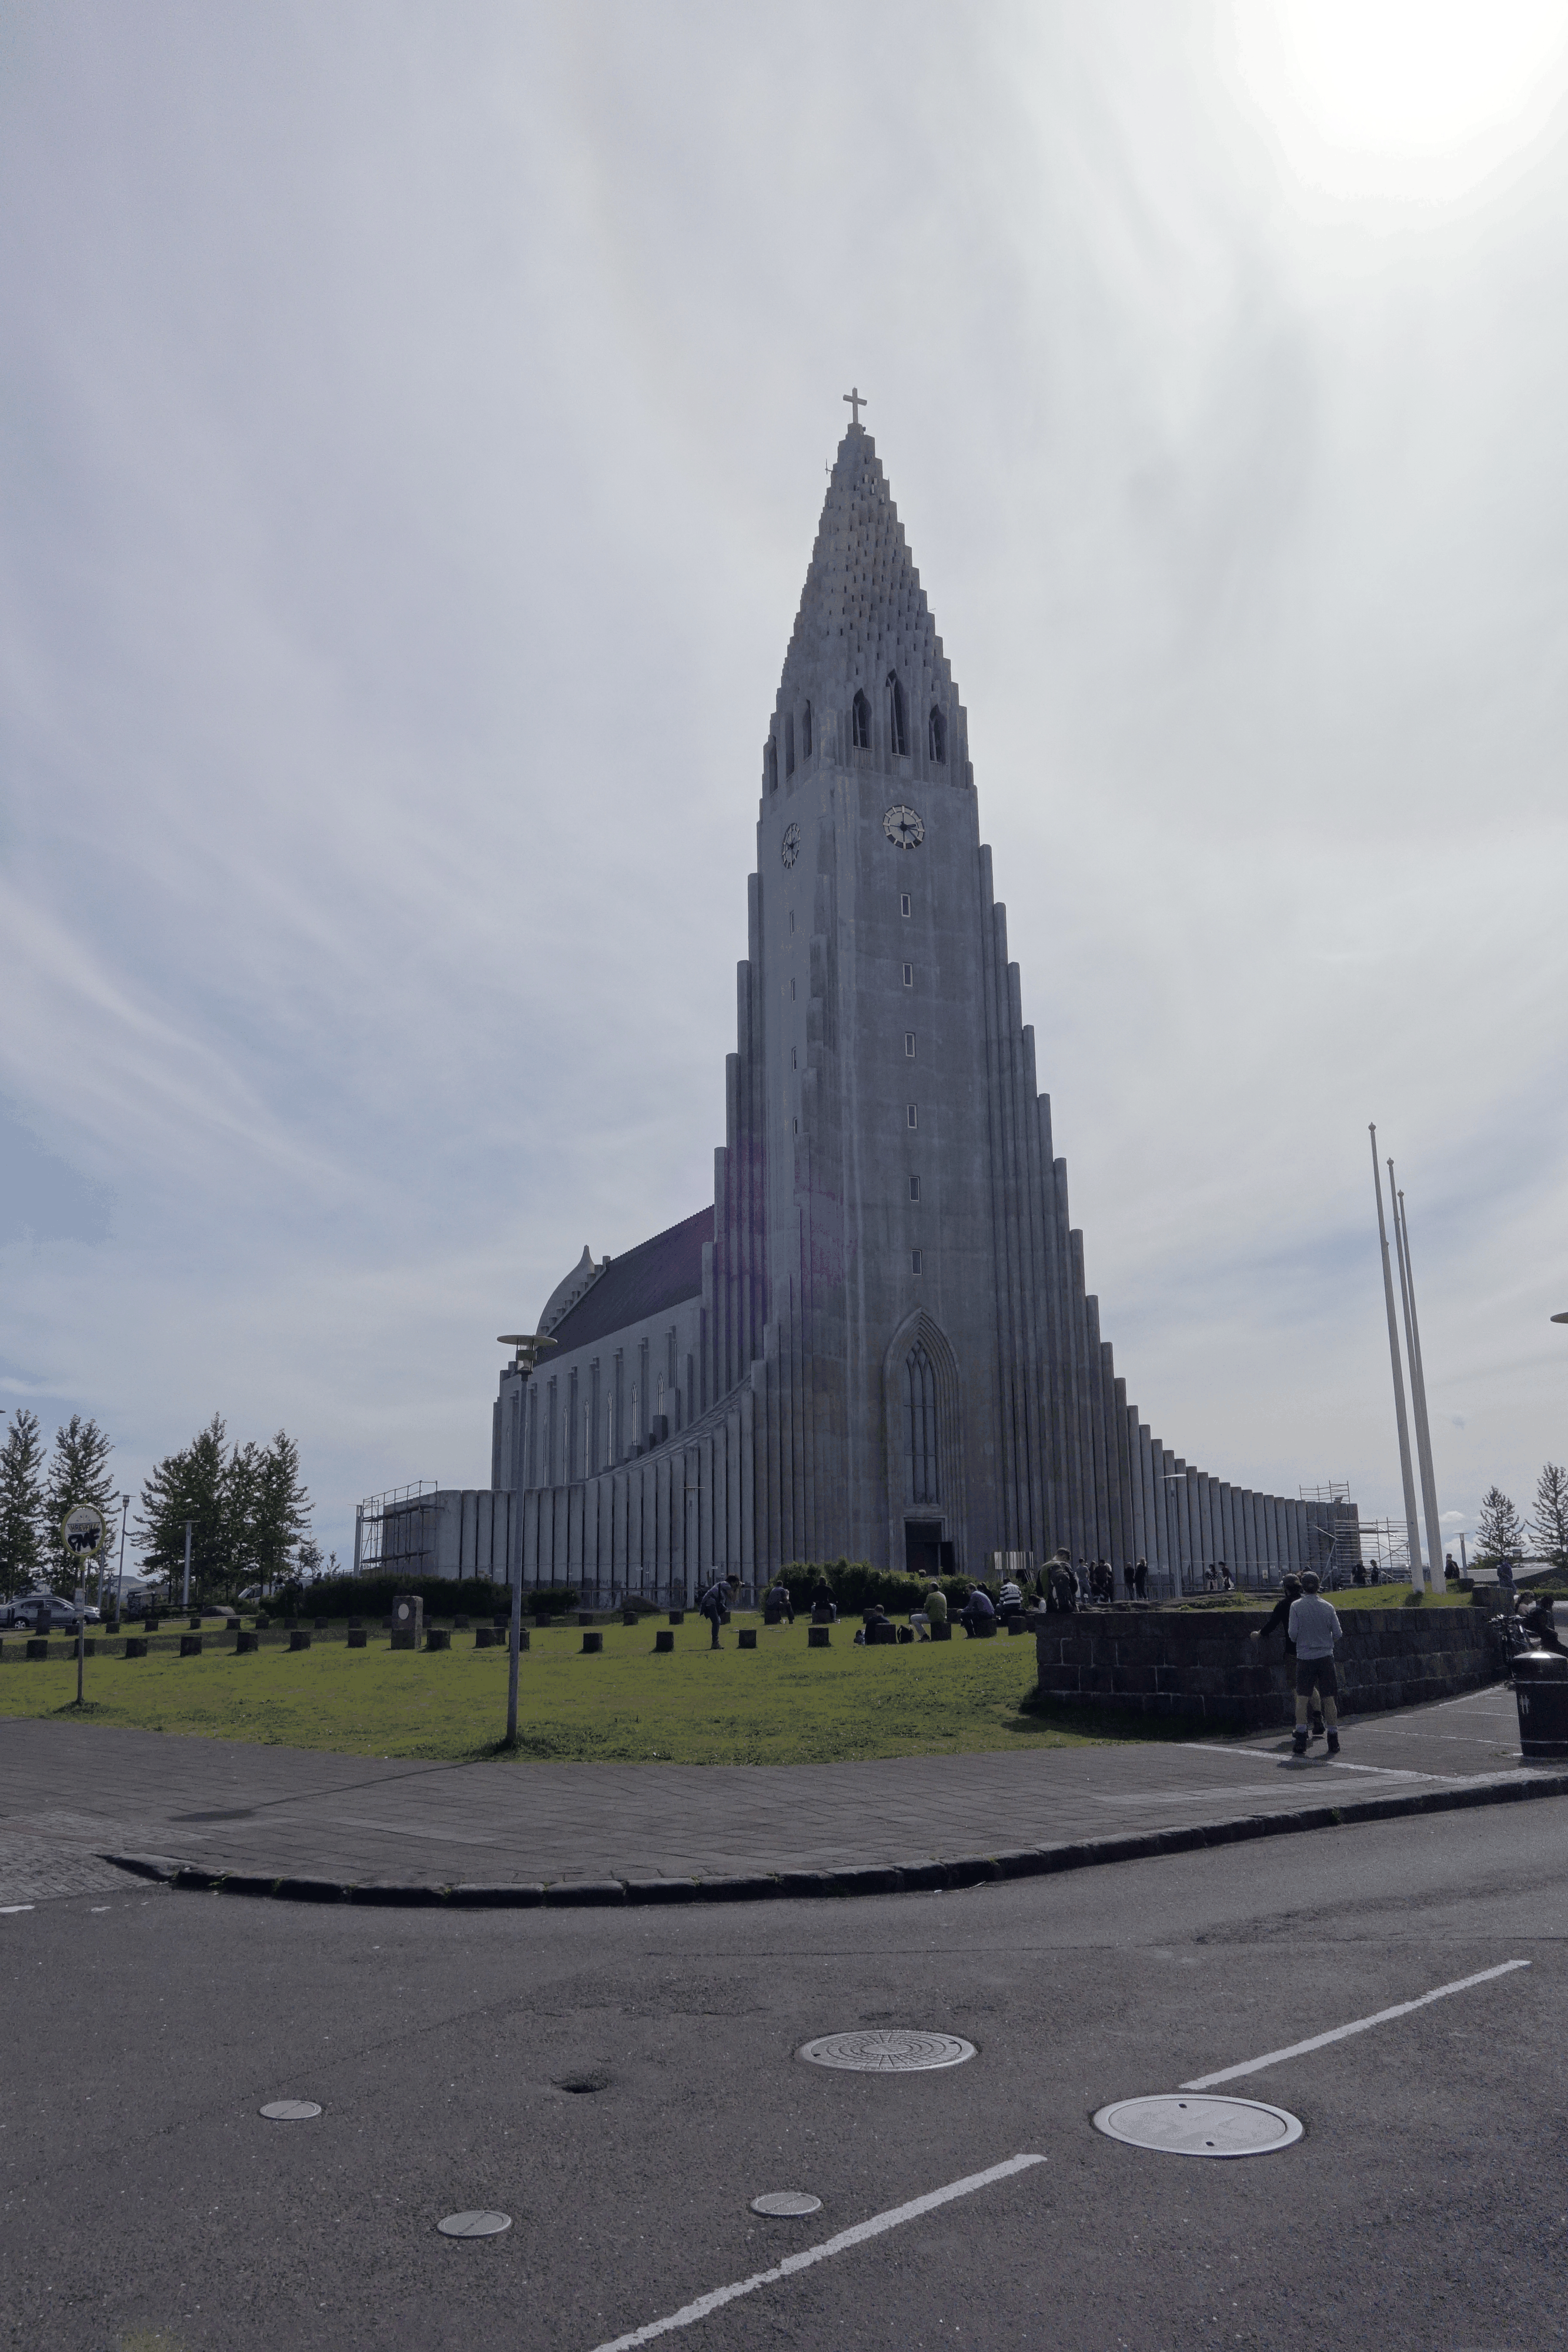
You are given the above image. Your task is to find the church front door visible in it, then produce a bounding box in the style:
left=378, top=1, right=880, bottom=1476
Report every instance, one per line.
left=904, top=1519, right=942, bottom=1579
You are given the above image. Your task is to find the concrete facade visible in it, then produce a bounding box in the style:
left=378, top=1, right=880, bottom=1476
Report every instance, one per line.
left=487, top=426, right=1336, bottom=1601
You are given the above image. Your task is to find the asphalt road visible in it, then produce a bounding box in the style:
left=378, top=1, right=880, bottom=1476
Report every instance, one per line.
left=5, top=1802, right=1564, bottom=2352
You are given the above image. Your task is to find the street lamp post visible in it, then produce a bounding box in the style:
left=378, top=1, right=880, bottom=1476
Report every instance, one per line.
left=114, top=1494, right=129, bottom=1625
left=497, top=1333, right=556, bottom=1750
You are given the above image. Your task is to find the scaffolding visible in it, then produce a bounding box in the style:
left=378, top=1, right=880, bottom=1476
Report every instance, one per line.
left=354, top=1481, right=440, bottom=1580
left=1298, top=1482, right=1366, bottom=1588
left=1352, top=1517, right=1414, bottom=1586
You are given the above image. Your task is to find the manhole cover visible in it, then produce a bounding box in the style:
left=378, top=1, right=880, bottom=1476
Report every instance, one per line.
left=555, top=2072, right=610, bottom=2094
left=797, top=2029, right=975, bottom=2073
left=437, top=2210, right=512, bottom=2238
left=751, top=2191, right=823, bottom=2217
left=259, top=2100, right=322, bottom=2121
left=1092, top=2094, right=1302, bottom=2157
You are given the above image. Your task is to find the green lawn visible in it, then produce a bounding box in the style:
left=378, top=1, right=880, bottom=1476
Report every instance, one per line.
left=0, top=1617, right=1122, bottom=1766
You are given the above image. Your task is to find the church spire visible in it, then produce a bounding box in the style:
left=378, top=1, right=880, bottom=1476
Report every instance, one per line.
left=769, top=426, right=969, bottom=787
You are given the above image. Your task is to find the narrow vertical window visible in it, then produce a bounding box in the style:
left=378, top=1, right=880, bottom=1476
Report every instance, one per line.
left=887, top=671, right=908, bottom=756
left=928, top=705, right=947, bottom=763
left=902, top=962, right=913, bottom=986
left=904, top=1033, right=915, bottom=1058
left=904, top=1342, right=938, bottom=1501
left=785, top=713, right=795, bottom=776
left=907, top=1104, right=918, bottom=1129
left=767, top=737, right=778, bottom=791
left=791, top=977, right=796, bottom=1001
left=909, top=1174, right=921, bottom=1202
left=911, top=1249, right=923, bottom=1275
left=790, top=910, right=795, bottom=934
left=900, top=893, right=911, bottom=918
left=852, top=689, right=871, bottom=749
left=802, top=701, right=813, bottom=757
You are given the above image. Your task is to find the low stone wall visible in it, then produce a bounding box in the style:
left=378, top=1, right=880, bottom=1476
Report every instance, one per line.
left=1032, top=1604, right=1499, bottom=1729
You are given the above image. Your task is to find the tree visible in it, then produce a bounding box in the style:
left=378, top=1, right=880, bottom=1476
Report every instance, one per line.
left=136, top=1415, right=312, bottom=1602
left=1475, top=1484, right=1527, bottom=1564
left=0, top=1409, right=46, bottom=1599
left=42, top=1414, right=116, bottom=1593
left=1533, top=1463, right=1568, bottom=1572
left=252, top=1431, right=311, bottom=1596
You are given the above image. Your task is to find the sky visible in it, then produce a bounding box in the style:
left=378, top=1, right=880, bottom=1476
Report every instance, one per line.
left=2, top=0, right=1565, bottom=1569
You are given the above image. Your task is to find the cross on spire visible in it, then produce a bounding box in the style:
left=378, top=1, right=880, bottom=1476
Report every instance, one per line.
left=843, top=385, right=867, bottom=428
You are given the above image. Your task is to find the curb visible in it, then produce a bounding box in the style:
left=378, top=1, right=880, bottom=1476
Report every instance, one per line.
left=101, top=1765, right=1568, bottom=1910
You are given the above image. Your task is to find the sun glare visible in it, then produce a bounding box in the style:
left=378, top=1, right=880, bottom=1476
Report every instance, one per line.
left=1226, top=0, right=1568, bottom=205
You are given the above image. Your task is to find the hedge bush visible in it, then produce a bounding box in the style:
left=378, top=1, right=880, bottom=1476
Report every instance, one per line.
left=775, top=1560, right=977, bottom=1615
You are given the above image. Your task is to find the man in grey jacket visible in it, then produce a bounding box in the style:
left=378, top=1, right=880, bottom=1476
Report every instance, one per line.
left=1287, top=1572, right=1342, bottom=1757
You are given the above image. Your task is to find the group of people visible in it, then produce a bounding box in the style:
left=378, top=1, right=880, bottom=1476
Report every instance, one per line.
left=1042, top=1552, right=1150, bottom=1612
left=1250, top=1569, right=1345, bottom=1755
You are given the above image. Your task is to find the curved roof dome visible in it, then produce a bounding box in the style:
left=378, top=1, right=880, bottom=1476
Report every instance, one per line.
left=539, top=1244, right=601, bottom=1336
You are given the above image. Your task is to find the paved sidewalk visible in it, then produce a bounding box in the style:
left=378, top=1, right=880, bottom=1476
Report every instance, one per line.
left=2, top=1681, right=1560, bottom=1906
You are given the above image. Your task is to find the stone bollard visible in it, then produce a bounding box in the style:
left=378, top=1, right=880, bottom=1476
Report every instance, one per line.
left=425, top=1628, right=451, bottom=1652
left=347, top=1628, right=367, bottom=1649
left=314, top=1617, right=328, bottom=1632
left=667, top=1609, right=685, bottom=1626
left=289, top=1629, right=311, bottom=1652
left=931, top=1621, right=952, bottom=1641
left=454, top=1615, right=471, bottom=1630
left=82, top=1639, right=97, bottom=1658
left=474, top=1626, right=495, bottom=1648
left=180, top=1635, right=202, bottom=1658
left=236, top=1631, right=259, bottom=1653
left=577, top=1611, right=594, bottom=1627
left=737, top=1628, right=757, bottom=1649
left=392, top=1594, right=423, bottom=1646
left=807, top=1626, right=831, bottom=1649
left=283, top=1616, right=299, bottom=1630
left=581, top=1630, right=603, bottom=1654
left=347, top=1616, right=362, bottom=1632
left=256, top=1615, right=271, bottom=1631
left=144, top=1616, right=161, bottom=1632
left=654, top=1629, right=675, bottom=1653
left=622, top=1608, right=638, bottom=1628
left=189, top=1614, right=202, bottom=1629
left=124, top=1638, right=148, bottom=1659
left=390, top=1631, right=416, bottom=1651
left=26, top=1638, right=49, bottom=1661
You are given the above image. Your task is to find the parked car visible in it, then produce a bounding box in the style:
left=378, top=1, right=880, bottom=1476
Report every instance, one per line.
left=1, top=1594, right=96, bottom=1631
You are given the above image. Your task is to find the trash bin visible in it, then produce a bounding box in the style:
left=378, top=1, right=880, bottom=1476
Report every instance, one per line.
left=1513, top=1650, right=1568, bottom=1758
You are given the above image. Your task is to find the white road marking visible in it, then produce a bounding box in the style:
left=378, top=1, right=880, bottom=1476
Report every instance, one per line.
left=1179, top=1960, right=1531, bottom=2089
left=1183, top=1743, right=1455, bottom=1782
left=585, top=2152, right=1046, bottom=2351
left=1, top=1905, right=36, bottom=1916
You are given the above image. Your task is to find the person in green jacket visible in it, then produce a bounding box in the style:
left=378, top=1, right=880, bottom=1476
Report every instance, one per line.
left=924, top=1581, right=949, bottom=1628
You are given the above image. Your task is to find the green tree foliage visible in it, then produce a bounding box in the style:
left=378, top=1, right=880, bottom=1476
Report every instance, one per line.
left=1533, top=1462, right=1568, bottom=1571
left=136, top=1416, right=312, bottom=1602
left=0, top=1408, right=47, bottom=1599
left=42, top=1412, right=117, bottom=1588
left=1475, top=1484, right=1527, bottom=1563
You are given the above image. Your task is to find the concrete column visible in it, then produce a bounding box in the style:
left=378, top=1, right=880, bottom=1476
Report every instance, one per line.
left=1195, top=1474, right=1214, bottom=1579
left=1171, top=1461, right=1192, bottom=1591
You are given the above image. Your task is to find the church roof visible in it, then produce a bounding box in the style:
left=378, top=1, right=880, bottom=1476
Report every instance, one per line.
left=542, top=1206, right=712, bottom=1355
left=539, top=1244, right=600, bottom=1336
left=773, top=424, right=965, bottom=773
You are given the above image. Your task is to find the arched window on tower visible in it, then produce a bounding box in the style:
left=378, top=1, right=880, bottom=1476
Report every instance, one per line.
left=887, top=671, right=908, bottom=757
left=852, top=689, right=871, bottom=750
left=785, top=713, right=795, bottom=776
left=802, top=701, right=813, bottom=757
left=928, top=704, right=947, bottom=763
left=767, top=736, right=778, bottom=791
left=904, top=1341, right=940, bottom=1506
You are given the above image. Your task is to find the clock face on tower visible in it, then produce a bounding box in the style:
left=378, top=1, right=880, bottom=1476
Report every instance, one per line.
left=883, top=804, right=924, bottom=850
left=781, top=823, right=801, bottom=868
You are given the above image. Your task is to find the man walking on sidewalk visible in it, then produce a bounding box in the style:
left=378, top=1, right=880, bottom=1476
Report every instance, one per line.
left=1288, top=1571, right=1343, bottom=1756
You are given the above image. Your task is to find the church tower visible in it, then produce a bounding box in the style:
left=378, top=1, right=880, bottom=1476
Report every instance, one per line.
left=495, top=422, right=1324, bottom=1596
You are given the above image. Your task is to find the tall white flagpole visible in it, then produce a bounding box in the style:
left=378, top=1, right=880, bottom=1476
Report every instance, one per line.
left=1393, top=1171, right=1446, bottom=1592
left=1370, top=1126, right=1425, bottom=1588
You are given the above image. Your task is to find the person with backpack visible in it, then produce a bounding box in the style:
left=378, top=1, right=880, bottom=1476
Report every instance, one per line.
left=698, top=1576, right=728, bottom=1651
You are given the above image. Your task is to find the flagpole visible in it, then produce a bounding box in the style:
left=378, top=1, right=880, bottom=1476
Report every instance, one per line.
left=1392, top=1169, right=1445, bottom=1593
left=1370, top=1125, right=1425, bottom=1588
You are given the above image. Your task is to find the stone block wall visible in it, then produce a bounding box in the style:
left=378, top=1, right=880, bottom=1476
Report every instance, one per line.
left=1032, top=1605, right=1499, bottom=1729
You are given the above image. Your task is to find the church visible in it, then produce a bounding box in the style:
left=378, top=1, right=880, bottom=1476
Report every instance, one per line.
left=477, top=418, right=1329, bottom=1601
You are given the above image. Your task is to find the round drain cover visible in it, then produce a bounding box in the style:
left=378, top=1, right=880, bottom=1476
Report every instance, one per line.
left=259, top=2100, right=322, bottom=2121
left=797, top=2029, right=975, bottom=2073
left=751, top=2191, right=823, bottom=2217
left=1093, top=2094, right=1302, bottom=2157
left=437, top=2210, right=512, bottom=2239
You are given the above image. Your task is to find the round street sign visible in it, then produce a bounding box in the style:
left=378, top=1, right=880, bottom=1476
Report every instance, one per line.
left=61, top=1503, right=106, bottom=1559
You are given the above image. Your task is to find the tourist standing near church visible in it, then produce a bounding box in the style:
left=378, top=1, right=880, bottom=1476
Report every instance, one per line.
left=699, top=1576, right=728, bottom=1650
left=1287, top=1572, right=1343, bottom=1756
